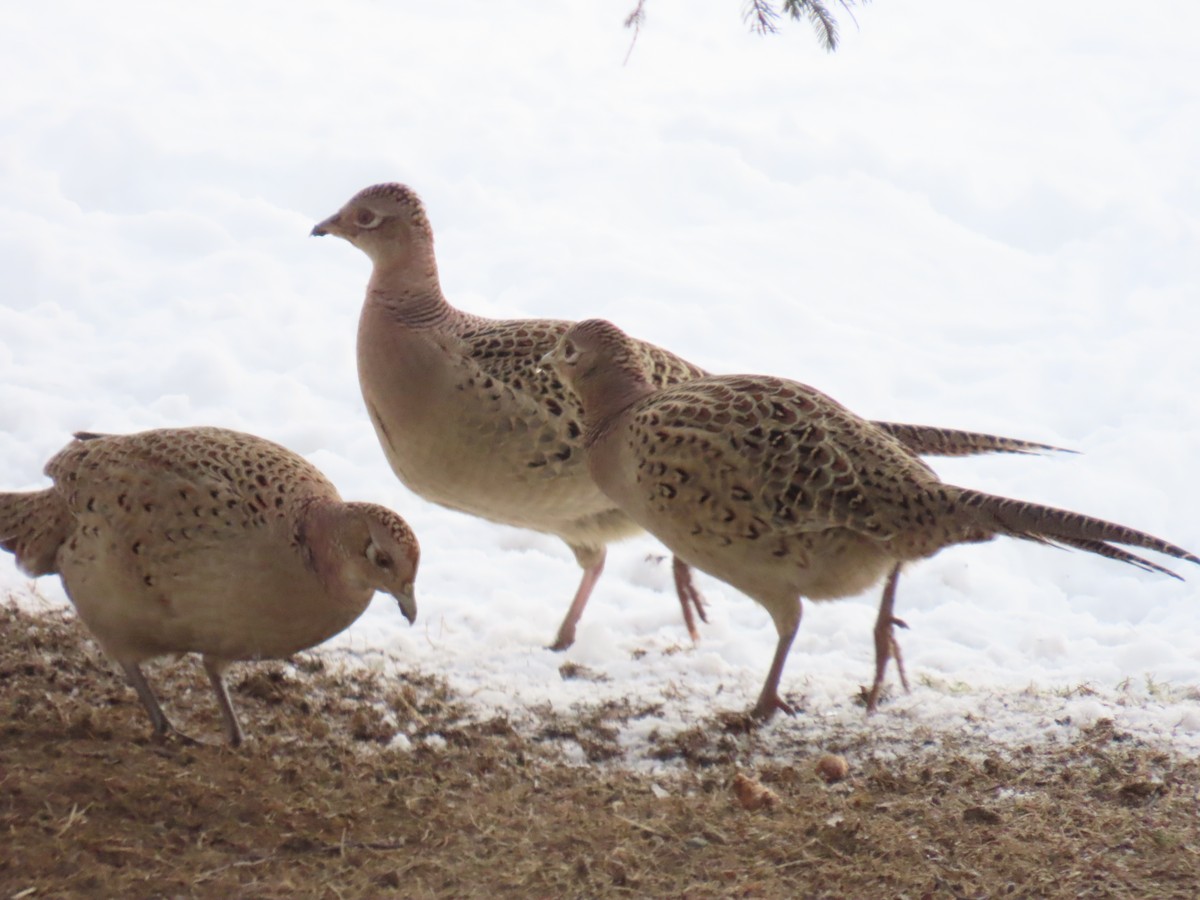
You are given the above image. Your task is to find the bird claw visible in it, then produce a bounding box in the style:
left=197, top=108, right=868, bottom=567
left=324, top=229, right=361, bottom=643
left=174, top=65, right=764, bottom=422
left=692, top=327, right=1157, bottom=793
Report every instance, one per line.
left=149, top=723, right=207, bottom=748
left=547, top=630, right=575, bottom=652
left=749, top=692, right=795, bottom=722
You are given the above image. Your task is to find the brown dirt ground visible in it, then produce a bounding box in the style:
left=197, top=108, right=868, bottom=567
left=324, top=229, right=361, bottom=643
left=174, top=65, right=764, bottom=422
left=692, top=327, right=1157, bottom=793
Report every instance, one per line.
left=2, top=597, right=1199, bottom=899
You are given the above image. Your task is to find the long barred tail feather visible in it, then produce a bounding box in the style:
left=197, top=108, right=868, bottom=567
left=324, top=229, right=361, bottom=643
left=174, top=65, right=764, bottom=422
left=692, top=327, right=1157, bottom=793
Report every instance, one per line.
left=954, top=487, right=1199, bottom=578
left=1045, top=535, right=1182, bottom=580
left=876, top=423, right=1075, bottom=458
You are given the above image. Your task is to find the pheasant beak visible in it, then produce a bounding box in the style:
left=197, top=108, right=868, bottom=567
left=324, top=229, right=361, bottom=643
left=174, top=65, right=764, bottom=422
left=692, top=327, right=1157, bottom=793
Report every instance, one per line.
left=394, top=581, right=417, bottom=625
left=310, top=214, right=340, bottom=237
left=536, top=349, right=557, bottom=374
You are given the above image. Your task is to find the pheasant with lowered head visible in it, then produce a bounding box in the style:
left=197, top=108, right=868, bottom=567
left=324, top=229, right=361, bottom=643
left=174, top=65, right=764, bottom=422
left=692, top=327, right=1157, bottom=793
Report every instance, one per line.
left=0, top=427, right=420, bottom=745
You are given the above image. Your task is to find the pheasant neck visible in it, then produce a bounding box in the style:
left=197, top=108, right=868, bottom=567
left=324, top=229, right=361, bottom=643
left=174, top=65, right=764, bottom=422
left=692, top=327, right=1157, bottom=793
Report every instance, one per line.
left=576, top=368, right=655, bottom=446
left=366, top=263, right=454, bottom=328
left=297, top=501, right=369, bottom=602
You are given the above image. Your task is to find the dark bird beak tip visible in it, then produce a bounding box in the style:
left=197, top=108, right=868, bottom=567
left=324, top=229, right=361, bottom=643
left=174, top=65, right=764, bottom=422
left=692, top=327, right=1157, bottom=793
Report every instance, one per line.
left=310, top=225, right=328, bottom=237
left=396, top=583, right=417, bottom=625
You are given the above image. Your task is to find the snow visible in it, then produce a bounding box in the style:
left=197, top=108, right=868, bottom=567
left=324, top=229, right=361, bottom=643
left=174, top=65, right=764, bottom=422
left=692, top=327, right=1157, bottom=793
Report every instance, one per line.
left=2, top=0, right=1198, bottom=759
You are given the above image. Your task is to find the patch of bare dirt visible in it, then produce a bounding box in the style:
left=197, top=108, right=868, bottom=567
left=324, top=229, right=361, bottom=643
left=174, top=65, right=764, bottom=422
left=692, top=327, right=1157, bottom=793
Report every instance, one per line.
left=2, top=598, right=1198, bottom=898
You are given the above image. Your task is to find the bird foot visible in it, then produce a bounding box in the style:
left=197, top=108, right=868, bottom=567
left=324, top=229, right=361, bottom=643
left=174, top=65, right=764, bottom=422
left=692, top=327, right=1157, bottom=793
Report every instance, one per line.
left=749, top=692, right=796, bottom=722
left=862, top=683, right=885, bottom=715
left=547, top=629, right=575, bottom=652
left=149, top=723, right=208, bottom=748
left=672, top=557, right=708, bottom=642
left=865, top=631, right=911, bottom=714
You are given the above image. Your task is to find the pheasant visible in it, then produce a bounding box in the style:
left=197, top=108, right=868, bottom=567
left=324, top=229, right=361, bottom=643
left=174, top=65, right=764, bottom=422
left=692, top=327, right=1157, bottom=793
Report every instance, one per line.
left=312, top=182, right=1061, bottom=674
left=544, top=319, right=1198, bottom=719
left=0, top=427, right=419, bottom=745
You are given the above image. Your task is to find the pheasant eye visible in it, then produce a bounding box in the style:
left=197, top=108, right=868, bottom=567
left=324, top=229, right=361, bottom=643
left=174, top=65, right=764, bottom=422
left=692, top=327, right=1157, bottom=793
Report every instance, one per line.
left=366, top=543, right=393, bottom=569
left=354, top=209, right=383, bottom=229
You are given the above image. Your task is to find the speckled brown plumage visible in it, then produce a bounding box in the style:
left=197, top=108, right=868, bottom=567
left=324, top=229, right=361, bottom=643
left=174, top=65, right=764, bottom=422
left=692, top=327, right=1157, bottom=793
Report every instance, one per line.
left=312, top=182, right=1062, bottom=657
left=312, top=183, right=710, bottom=649
left=0, top=427, right=420, bottom=745
left=545, top=319, right=1199, bottom=719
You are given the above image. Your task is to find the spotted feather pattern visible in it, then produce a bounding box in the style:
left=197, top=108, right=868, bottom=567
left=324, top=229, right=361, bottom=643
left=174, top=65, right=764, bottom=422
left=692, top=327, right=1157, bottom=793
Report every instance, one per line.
left=622, top=375, right=951, bottom=546
left=454, top=314, right=707, bottom=478
left=561, top=320, right=1199, bottom=578
left=45, top=427, right=341, bottom=565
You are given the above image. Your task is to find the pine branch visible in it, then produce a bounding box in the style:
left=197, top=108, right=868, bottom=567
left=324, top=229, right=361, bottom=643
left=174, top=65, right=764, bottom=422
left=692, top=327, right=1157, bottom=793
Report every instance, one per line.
left=784, top=0, right=833, bottom=51
left=744, top=0, right=781, bottom=36
left=623, top=0, right=869, bottom=58
left=623, top=0, right=648, bottom=66
left=624, top=0, right=647, bottom=32
left=784, top=0, right=869, bottom=51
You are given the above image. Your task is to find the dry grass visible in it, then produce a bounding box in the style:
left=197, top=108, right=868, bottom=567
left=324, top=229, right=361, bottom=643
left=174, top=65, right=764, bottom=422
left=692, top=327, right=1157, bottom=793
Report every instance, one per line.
left=2, top=599, right=1199, bottom=898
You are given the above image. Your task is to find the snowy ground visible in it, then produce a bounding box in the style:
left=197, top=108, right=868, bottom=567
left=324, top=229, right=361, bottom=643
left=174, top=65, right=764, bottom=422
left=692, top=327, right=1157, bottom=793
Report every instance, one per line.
left=2, top=1, right=1198, bottom=758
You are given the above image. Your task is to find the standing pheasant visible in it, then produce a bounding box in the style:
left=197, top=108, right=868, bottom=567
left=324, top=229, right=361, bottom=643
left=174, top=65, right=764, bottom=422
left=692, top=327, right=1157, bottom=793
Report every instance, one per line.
left=0, top=427, right=420, bottom=745
left=544, top=319, right=1198, bottom=720
left=312, top=182, right=1060, bottom=665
